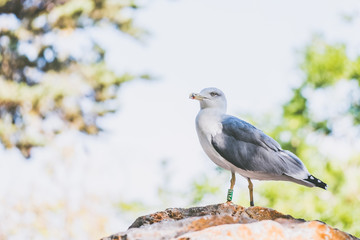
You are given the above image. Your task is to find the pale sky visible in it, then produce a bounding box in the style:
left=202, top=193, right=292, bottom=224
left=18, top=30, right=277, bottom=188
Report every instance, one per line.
left=92, top=0, right=360, bottom=202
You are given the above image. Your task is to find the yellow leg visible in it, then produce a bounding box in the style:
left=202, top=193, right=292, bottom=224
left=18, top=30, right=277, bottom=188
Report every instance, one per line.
left=227, top=172, right=236, bottom=202
left=247, top=178, right=254, bottom=206
left=230, top=172, right=236, bottom=190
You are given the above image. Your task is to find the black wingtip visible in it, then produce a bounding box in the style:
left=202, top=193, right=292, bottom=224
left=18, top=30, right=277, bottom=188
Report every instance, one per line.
left=304, top=175, right=328, bottom=190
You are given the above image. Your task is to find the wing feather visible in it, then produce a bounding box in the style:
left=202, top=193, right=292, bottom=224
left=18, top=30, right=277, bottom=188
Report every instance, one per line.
left=211, top=116, right=307, bottom=177
left=220, top=117, right=281, bottom=152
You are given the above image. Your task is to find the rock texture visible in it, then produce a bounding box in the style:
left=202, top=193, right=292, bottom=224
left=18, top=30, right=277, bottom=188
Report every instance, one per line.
left=102, top=203, right=358, bottom=240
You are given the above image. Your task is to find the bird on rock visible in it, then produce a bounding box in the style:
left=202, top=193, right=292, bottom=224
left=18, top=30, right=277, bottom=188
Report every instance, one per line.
left=190, top=87, right=327, bottom=206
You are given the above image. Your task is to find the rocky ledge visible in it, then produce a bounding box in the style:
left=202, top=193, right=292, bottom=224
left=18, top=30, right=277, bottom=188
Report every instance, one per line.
left=102, top=203, right=358, bottom=240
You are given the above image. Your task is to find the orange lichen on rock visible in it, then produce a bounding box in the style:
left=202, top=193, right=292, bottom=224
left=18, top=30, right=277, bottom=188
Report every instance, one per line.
left=102, top=203, right=358, bottom=240
left=245, top=206, right=293, bottom=221
left=187, top=215, right=239, bottom=232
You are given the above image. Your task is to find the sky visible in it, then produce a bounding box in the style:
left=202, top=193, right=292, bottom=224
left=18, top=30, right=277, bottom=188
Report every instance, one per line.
left=1, top=0, right=360, bottom=239
left=92, top=0, right=360, bottom=201
left=92, top=0, right=360, bottom=230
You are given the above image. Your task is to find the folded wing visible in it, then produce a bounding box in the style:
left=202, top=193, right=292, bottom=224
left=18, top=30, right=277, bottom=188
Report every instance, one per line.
left=211, top=116, right=308, bottom=179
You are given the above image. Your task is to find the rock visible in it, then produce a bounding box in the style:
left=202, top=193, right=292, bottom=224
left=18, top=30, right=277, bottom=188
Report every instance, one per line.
left=101, top=203, right=358, bottom=240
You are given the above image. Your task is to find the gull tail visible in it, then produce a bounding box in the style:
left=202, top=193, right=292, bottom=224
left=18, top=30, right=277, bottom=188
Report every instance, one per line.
left=304, top=175, right=328, bottom=190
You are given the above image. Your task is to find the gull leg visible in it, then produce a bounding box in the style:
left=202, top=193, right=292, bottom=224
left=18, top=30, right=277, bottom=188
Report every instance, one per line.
left=247, top=178, right=254, bottom=206
left=230, top=172, right=236, bottom=189
left=227, top=172, right=236, bottom=202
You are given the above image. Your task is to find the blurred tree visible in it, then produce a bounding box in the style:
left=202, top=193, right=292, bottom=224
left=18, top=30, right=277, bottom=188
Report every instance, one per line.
left=0, top=0, right=148, bottom=157
left=281, top=37, right=359, bottom=139
left=254, top=36, right=360, bottom=237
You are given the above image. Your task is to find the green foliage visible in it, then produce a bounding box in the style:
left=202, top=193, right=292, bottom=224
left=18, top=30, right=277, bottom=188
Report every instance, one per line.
left=0, top=0, right=146, bottom=157
left=258, top=37, right=360, bottom=237
left=117, top=201, right=147, bottom=213
left=350, top=56, right=360, bottom=81
left=272, top=38, right=360, bottom=157
left=295, top=38, right=360, bottom=136
left=191, top=36, right=360, bottom=237
left=254, top=157, right=360, bottom=237
left=301, top=37, right=350, bottom=88
left=191, top=176, right=221, bottom=204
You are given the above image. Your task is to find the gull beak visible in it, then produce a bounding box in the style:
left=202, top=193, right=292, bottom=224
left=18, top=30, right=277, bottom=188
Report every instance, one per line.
left=189, top=93, right=206, bottom=100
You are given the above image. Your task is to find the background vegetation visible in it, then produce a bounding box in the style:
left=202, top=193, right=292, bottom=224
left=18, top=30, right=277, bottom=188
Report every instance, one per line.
left=255, top=35, right=360, bottom=236
left=186, top=34, right=360, bottom=237
left=0, top=0, right=147, bottom=157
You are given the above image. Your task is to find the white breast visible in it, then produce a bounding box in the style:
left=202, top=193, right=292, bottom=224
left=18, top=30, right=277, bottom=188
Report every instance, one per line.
left=195, top=109, right=233, bottom=171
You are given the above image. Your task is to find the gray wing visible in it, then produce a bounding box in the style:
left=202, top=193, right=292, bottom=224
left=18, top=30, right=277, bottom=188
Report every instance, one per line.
left=211, top=116, right=306, bottom=176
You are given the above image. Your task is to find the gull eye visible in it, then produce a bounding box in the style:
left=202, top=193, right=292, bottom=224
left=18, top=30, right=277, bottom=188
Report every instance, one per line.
left=210, top=92, right=219, bottom=97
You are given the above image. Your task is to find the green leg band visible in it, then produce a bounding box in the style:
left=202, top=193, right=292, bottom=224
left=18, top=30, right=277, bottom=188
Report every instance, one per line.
left=227, top=189, right=233, bottom=202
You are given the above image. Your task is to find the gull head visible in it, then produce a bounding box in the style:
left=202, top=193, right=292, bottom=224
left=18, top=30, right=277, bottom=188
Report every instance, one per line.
left=189, top=87, right=227, bottom=112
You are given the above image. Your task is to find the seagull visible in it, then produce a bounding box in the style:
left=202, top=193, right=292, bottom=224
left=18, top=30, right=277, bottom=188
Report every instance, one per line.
left=190, top=87, right=327, bottom=206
